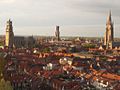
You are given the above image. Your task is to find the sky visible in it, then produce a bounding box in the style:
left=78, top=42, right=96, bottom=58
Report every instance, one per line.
left=0, top=0, right=120, bottom=37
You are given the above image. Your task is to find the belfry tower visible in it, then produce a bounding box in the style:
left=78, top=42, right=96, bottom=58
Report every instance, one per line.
left=104, top=11, right=114, bottom=49
left=5, top=19, right=14, bottom=48
left=55, top=26, right=60, bottom=41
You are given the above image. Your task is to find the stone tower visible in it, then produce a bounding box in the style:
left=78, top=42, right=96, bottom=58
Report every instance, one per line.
left=5, top=19, right=14, bottom=48
left=104, top=11, right=114, bottom=49
left=55, top=26, right=60, bottom=41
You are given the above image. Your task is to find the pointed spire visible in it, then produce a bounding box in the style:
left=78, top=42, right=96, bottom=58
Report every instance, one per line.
left=107, top=10, right=112, bottom=24
left=108, top=10, right=111, bottom=21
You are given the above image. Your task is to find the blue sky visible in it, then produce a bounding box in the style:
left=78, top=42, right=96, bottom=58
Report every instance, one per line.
left=0, top=0, right=120, bottom=37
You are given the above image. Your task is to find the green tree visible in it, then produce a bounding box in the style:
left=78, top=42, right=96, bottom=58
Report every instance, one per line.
left=0, top=56, right=7, bottom=80
left=0, top=78, right=13, bottom=90
left=42, top=48, right=50, bottom=53
left=0, top=54, right=13, bottom=90
left=82, top=43, right=96, bottom=48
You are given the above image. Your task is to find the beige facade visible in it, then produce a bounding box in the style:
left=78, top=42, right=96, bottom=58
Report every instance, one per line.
left=5, top=19, right=14, bottom=48
left=104, top=11, right=114, bottom=49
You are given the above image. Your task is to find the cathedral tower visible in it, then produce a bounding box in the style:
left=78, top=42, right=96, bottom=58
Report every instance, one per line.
left=104, top=11, right=114, bottom=49
left=5, top=19, right=14, bottom=48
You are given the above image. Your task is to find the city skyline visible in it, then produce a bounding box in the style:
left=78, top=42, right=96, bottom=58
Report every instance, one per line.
left=0, top=0, right=120, bottom=37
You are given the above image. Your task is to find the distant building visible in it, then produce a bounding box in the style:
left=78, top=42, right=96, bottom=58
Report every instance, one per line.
left=104, top=11, right=114, bottom=49
left=24, top=36, right=35, bottom=48
left=5, top=19, right=14, bottom=48
left=14, top=36, right=25, bottom=48
left=55, top=26, right=60, bottom=41
left=14, top=36, right=35, bottom=48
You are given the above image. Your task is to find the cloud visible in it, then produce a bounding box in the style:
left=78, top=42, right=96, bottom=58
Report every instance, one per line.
left=65, top=0, right=120, bottom=16
left=0, top=0, right=15, bottom=4
left=0, top=0, right=120, bottom=37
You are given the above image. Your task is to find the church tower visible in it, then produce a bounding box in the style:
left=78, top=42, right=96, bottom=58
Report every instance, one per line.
left=104, top=11, right=114, bottom=49
left=5, top=19, right=14, bottom=48
left=55, top=26, right=60, bottom=41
